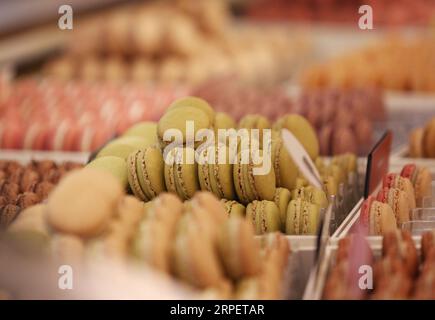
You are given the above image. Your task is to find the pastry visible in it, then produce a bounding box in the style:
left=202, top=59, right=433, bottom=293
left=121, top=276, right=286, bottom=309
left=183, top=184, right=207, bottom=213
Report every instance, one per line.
left=233, top=149, right=276, bottom=204
left=122, top=121, right=158, bottom=142
left=273, top=188, right=291, bottom=230
left=86, top=156, right=128, bottom=189
left=382, top=230, right=418, bottom=277
left=96, top=136, right=156, bottom=160
left=383, top=174, right=416, bottom=210
left=360, top=196, right=397, bottom=235
left=127, top=147, right=166, bottom=201
left=270, top=135, right=299, bottom=190
left=197, top=143, right=236, bottom=200
left=47, top=168, right=123, bottom=237
left=376, top=187, right=410, bottom=225
left=423, top=117, right=435, bottom=158
left=291, top=186, right=328, bottom=209
left=273, top=114, right=319, bottom=160
left=164, top=146, right=200, bottom=200
left=0, top=204, right=20, bottom=228
left=217, top=215, right=261, bottom=280
left=409, top=127, right=424, bottom=158
left=285, top=198, right=320, bottom=235
left=221, top=199, right=246, bottom=217
left=246, top=200, right=281, bottom=235
left=400, top=164, right=432, bottom=207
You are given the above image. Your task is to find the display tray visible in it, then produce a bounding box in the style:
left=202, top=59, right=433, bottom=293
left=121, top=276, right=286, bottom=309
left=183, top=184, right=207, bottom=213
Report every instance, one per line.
left=0, top=149, right=90, bottom=164
left=303, top=235, right=423, bottom=300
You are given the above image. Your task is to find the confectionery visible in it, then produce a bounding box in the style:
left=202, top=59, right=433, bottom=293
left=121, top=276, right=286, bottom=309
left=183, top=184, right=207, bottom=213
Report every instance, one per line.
left=0, top=0, right=434, bottom=302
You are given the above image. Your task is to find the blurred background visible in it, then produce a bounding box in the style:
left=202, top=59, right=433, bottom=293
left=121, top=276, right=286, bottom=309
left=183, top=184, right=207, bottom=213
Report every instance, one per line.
left=0, top=0, right=434, bottom=155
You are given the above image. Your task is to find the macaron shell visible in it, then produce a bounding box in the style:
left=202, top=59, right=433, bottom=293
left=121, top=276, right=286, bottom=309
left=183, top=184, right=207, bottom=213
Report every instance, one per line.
left=387, top=188, right=410, bottom=225
left=136, top=147, right=166, bottom=200
left=273, top=137, right=298, bottom=190
left=86, top=156, right=128, bottom=189
left=174, top=147, right=200, bottom=200
left=163, top=148, right=178, bottom=194
left=122, top=121, right=158, bottom=140
left=300, top=201, right=320, bottom=235
left=47, top=169, right=123, bottom=237
left=408, top=127, right=424, bottom=158
left=423, top=118, right=435, bottom=158
left=233, top=151, right=249, bottom=204
left=126, top=150, right=147, bottom=201
left=414, top=167, right=432, bottom=207
left=157, top=106, right=211, bottom=147
left=276, top=114, right=319, bottom=160
left=168, top=96, right=215, bottom=124
left=379, top=202, right=397, bottom=235
left=214, top=112, right=236, bottom=130
left=210, top=145, right=236, bottom=200
left=255, top=201, right=281, bottom=234
left=273, top=187, right=291, bottom=230
left=286, top=198, right=302, bottom=235
left=251, top=150, right=276, bottom=201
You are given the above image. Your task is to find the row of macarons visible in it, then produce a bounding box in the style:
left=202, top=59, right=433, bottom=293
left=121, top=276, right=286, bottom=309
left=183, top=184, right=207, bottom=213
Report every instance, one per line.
left=4, top=168, right=290, bottom=299
left=360, top=164, right=432, bottom=235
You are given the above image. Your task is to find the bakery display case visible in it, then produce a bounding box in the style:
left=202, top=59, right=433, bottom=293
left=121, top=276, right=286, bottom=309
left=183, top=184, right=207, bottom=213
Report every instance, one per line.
left=0, top=0, right=434, bottom=303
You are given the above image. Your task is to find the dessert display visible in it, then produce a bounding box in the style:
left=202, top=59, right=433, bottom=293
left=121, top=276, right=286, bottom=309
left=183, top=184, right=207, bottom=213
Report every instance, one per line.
left=194, top=80, right=385, bottom=155
left=0, top=79, right=188, bottom=151
left=323, top=231, right=435, bottom=300
left=0, top=159, right=83, bottom=228
left=301, top=37, right=435, bottom=93
left=408, top=117, right=435, bottom=158
left=359, top=163, right=433, bottom=235
left=246, top=0, right=435, bottom=26
left=87, top=97, right=363, bottom=236
left=2, top=168, right=291, bottom=299
left=43, top=0, right=308, bottom=85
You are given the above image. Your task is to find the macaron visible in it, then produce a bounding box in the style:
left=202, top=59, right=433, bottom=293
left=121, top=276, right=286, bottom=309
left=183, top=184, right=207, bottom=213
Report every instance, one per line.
left=246, top=200, right=281, bottom=235
left=47, top=168, right=123, bottom=237
left=122, top=121, right=158, bottom=141
left=285, top=198, right=320, bottom=235
left=217, top=215, right=261, bottom=280
left=197, top=144, right=236, bottom=200
left=96, top=136, right=156, bottom=160
left=220, top=199, right=246, bottom=217
left=291, top=186, right=328, bottom=209
left=145, top=193, right=183, bottom=232
left=167, top=96, right=215, bottom=125
left=214, top=112, right=236, bottom=131
left=273, top=187, right=291, bottom=230
left=127, top=146, right=166, bottom=201
left=271, top=135, right=298, bottom=190
left=273, top=114, right=319, bottom=160
left=132, top=219, right=173, bottom=273
left=158, top=105, right=212, bottom=148
left=189, top=191, right=228, bottom=226
left=376, top=187, right=410, bottom=225
left=172, top=222, right=224, bottom=288
left=322, top=175, right=338, bottom=197
left=360, top=196, right=397, bottom=236
left=239, top=114, right=271, bottom=148
left=259, top=232, right=291, bottom=272
left=423, top=118, right=435, bottom=158
left=164, top=146, right=200, bottom=200
left=50, top=234, right=85, bottom=266
left=401, top=164, right=432, bottom=207
left=408, top=127, right=424, bottom=158
left=86, top=156, right=128, bottom=189
left=383, top=174, right=416, bottom=209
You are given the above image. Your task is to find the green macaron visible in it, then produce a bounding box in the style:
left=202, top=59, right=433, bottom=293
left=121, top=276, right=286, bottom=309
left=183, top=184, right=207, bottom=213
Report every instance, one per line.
left=285, top=199, right=320, bottom=235
left=273, top=187, right=292, bottom=230
left=86, top=156, right=128, bottom=189
left=273, top=114, right=319, bottom=160
left=122, top=121, right=158, bottom=142
left=271, top=135, right=298, bottom=190
left=221, top=199, right=246, bottom=217
left=246, top=200, right=281, bottom=235
left=157, top=106, right=212, bottom=148
left=97, top=136, right=157, bottom=160
left=198, top=144, right=236, bottom=200
left=168, top=96, right=215, bottom=125
left=291, top=186, right=328, bottom=209
left=126, top=146, right=166, bottom=201
left=233, top=150, right=276, bottom=204
left=164, top=146, right=199, bottom=200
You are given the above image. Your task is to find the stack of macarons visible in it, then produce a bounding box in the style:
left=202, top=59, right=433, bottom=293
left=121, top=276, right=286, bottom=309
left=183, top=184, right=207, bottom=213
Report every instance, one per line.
left=360, top=163, right=432, bottom=235
left=408, top=117, right=435, bottom=158
left=4, top=167, right=291, bottom=299
left=0, top=78, right=188, bottom=151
